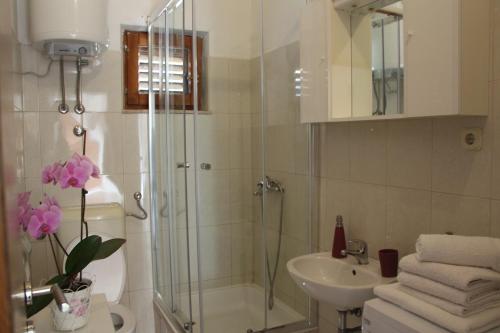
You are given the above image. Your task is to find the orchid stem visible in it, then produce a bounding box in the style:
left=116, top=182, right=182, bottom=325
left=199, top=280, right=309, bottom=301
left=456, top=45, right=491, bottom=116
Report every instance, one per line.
left=82, top=130, right=87, bottom=155
left=79, top=129, right=87, bottom=283
left=53, top=233, right=69, bottom=257
left=48, top=235, right=62, bottom=276
left=83, top=221, right=89, bottom=238
left=80, top=189, right=85, bottom=242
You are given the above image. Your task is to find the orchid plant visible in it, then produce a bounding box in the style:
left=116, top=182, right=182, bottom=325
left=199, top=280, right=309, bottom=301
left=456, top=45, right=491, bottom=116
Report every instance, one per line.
left=18, top=134, right=126, bottom=318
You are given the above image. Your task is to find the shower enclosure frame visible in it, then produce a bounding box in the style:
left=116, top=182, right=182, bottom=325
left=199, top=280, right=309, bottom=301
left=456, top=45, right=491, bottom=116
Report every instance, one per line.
left=148, top=4, right=195, bottom=332
left=148, top=1, right=319, bottom=332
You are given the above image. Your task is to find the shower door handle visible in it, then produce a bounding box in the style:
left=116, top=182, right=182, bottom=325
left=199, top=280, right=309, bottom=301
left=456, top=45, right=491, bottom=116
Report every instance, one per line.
left=177, top=162, right=191, bottom=169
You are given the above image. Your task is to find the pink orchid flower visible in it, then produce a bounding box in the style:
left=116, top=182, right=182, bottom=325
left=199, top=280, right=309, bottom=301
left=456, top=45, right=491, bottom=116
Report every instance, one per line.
left=70, top=153, right=100, bottom=178
left=27, top=195, right=62, bottom=239
left=57, top=153, right=100, bottom=189
left=41, top=162, right=64, bottom=185
left=17, top=192, right=32, bottom=231
left=58, top=161, right=89, bottom=189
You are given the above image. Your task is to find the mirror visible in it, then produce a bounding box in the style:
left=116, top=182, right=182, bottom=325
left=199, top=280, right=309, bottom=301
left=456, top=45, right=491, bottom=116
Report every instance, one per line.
left=351, top=1, right=404, bottom=118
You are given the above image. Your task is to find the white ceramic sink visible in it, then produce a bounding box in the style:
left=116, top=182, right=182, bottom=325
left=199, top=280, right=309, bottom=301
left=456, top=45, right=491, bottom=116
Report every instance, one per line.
left=287, top=252, right=394, bottom=310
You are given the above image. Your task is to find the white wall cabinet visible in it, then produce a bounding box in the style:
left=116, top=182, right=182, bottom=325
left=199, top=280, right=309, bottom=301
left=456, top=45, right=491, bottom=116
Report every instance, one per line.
left=299, top=0, right=351, bottom=123
left=299, top=0, right=491, bottom=123
left=404, top=0, right=490, bottom=118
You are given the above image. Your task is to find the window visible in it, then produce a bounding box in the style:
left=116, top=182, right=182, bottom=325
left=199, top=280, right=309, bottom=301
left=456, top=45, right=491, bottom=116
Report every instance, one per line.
left=123, top=30, right=203, bottom=111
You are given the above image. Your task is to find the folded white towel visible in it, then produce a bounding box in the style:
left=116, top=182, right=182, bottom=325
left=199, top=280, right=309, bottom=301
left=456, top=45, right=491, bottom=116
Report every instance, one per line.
left=399, top=284, right=500, bottom=317
left=400, top=254, right=500, bottom=291
left=416, top=235, right=500, bottom=272
left=398, top=271, right=500, bottom=306
left=374, top=283, right=500, bottom=333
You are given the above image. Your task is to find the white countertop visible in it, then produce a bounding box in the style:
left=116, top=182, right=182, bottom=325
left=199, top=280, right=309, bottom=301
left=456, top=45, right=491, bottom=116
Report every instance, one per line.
left=33, top=294, right=115, bottom=333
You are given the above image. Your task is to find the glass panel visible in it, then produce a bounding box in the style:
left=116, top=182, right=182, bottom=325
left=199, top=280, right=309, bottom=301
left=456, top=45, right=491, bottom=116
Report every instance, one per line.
left=189, top=0, right=316, bottom=332
left=168, top=2, right=198, bottom=330
left=149, top=1, right=197, bottom=331
left=152, top=0, right=317, bottom=331
left=190, top=0, right=268, bottom=331
left=149, top=10, right=172, bottom=311
left=261, top=0, right=314, bottom=330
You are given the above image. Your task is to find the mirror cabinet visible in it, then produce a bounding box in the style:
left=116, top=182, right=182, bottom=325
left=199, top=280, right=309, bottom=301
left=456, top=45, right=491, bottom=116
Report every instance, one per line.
left=299, top=0, right=490, bottom=123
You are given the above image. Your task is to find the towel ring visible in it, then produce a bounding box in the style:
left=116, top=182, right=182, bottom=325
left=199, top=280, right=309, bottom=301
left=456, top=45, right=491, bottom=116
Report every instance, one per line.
left=126, top=191, right=148, bottom=220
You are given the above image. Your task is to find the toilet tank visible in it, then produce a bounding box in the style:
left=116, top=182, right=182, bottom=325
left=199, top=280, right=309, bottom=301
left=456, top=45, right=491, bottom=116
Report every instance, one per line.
left=58, top=203, right=125, bottom=251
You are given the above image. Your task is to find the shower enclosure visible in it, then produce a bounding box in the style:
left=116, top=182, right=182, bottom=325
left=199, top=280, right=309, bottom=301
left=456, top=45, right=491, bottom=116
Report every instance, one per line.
left=148, top=0, right=317, bottom=333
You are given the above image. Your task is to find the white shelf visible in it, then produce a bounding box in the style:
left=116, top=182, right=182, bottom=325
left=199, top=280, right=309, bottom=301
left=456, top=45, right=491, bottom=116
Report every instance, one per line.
left=33, top=294, right=115, bottom=333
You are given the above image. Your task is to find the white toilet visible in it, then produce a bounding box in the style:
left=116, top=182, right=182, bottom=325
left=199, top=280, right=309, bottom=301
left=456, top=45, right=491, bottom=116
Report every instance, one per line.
left=59, top=203, right=137, bottom=333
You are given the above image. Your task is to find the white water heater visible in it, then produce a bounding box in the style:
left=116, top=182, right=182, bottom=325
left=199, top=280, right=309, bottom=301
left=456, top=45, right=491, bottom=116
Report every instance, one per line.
left=29, top=0, right=109, bottom=58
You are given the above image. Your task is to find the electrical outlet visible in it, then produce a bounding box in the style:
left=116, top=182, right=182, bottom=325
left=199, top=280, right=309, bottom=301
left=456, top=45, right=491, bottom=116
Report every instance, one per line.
left=461, top=128, right=482, bottom=151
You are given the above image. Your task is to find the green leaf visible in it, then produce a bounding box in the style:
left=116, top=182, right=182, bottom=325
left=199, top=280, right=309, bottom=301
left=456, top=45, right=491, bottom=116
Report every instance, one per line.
left=93, top=238, right=126, bottom=261
left=65, top=235, right=102, bottom=275
left=26, top=275, right=66, bottom=318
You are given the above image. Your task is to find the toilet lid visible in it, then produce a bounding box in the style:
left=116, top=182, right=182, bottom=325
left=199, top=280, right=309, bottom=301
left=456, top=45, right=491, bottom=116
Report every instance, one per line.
left=65, top=233, right=126, bottom=304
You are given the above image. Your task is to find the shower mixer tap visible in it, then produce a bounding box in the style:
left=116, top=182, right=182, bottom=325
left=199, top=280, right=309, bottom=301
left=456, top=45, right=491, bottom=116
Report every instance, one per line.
left=253, top=175, right=286, bottom=311
left=266, top=176, right=285, bottom=193
left=253, top=176, right=285, bottom=196
left=253, top=180, right=264, bottom=196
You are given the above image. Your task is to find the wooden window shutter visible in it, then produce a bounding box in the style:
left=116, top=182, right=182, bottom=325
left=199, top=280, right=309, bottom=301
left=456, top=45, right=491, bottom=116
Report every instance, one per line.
left=123, top=30, right=204, bottom=111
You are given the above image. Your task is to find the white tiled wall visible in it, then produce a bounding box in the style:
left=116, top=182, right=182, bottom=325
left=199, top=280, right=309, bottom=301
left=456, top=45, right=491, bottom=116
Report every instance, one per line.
left=21, top=1, right=500, bottom=333
left=316, top=0, right=500, bottom=329
left=22, top=51, right=258, bottom=333
left=21, top=47, right=155, bottom=332
left=1, top=1, right=30, bottom=331
left=19, top=0, right=166, bottom=331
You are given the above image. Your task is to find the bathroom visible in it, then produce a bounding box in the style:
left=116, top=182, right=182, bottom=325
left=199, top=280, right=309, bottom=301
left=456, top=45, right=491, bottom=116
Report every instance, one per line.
left=0, top=0, right=499, bottom=332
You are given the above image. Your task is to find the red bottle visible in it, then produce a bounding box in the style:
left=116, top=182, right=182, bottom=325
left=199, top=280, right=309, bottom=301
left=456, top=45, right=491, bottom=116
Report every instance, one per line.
left=332, top=215, right=347, bottom=258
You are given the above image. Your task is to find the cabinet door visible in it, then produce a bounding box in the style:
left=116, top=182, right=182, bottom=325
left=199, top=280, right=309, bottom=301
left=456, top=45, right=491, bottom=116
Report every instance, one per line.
left=300, top=0, right=329, bottom=123
left=404, top=0, right=460, bottom=117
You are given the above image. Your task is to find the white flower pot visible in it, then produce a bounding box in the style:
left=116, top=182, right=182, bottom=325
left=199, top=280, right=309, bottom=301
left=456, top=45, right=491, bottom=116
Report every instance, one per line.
left=51, top=279, right=93, bottom=331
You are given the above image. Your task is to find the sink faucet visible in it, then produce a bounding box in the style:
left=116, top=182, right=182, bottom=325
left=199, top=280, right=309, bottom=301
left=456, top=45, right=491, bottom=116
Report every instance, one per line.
left=341, top=239, right=369, bottom=265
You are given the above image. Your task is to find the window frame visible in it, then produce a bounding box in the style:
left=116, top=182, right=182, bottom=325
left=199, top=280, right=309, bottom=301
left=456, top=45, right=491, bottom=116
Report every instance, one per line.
left=122, top=30, right=203, bottom=111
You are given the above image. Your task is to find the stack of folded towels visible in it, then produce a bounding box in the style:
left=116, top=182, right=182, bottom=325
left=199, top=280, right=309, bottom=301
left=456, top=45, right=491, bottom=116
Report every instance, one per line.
left=374, top=234, right=500, bottom=333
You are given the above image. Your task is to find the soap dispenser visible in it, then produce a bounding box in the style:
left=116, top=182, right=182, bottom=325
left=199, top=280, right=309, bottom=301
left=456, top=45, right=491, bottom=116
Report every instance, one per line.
left=332, top=215, right=347, bottom=258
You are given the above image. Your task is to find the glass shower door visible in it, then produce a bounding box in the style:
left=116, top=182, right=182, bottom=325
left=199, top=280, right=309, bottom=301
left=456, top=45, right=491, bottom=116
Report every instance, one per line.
left=259, top=0, right=317, bottom=331
left=149, top=2, right=197, bottom=332
left=188, top=0, right=317, bottom=332
left=150, top=0, right=318, bottom=332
